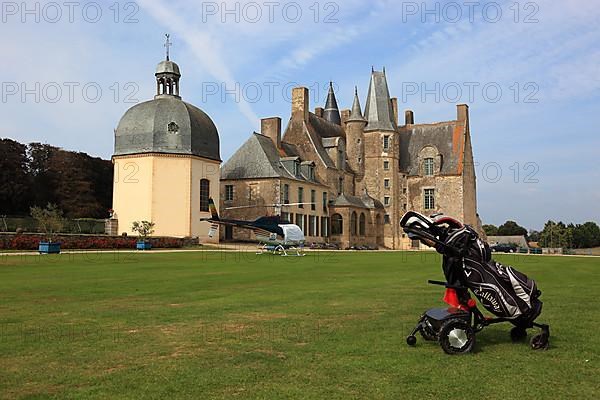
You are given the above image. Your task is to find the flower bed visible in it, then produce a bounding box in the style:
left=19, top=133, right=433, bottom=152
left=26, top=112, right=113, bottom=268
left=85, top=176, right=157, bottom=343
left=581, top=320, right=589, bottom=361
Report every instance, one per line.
left=0, top=233, right=196, bottom=250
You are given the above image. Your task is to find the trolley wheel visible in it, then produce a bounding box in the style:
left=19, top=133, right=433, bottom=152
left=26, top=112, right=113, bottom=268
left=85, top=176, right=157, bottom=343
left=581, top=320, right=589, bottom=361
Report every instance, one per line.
left=530, top=333, right=549, bottom=350
left=420, top=324, right=437, bottom=341
left=510, top=326, right=528, bottom=342
left=438, top=318, right=475, bottom=355
left=406, top=335, right=417, bottom=346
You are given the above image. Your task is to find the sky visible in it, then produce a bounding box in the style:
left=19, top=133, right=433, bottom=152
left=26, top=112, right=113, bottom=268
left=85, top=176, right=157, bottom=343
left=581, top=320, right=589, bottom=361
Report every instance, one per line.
left=1, top=0, right=599, bottom=230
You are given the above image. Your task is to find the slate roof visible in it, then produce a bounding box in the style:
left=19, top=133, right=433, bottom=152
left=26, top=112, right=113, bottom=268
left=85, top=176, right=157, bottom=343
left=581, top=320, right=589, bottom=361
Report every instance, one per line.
left=398, top=121, right=467, bottom=176
left=487, top=235, right=529, bottom=248
left=323, top=82, right=341, bottom=125
left=360, top=192, right=385, bottom=209
left=364, top=70, right=396, bottom=132
left=114, top=96, right=220, bottom=161
left=220, top=133, right=324, bottom=184
left=348, top=87, right=366, bottom=123
left=331, top=193, right=369, bottom=209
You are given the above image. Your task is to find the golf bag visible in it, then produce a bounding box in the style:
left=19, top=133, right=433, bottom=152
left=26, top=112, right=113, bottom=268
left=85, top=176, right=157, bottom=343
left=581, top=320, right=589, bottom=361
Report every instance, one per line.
left=401, top=211, right=549, bottom=353
left=438, top=223, right=542, bottom=324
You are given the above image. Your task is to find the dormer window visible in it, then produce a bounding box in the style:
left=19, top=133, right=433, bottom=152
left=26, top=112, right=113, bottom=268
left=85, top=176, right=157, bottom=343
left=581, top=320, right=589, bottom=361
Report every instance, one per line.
left=424, top=158, right=434, bottom=176
left=309, top=166, right=315, bottom=181
left=294, top=161, right=300, bottom=176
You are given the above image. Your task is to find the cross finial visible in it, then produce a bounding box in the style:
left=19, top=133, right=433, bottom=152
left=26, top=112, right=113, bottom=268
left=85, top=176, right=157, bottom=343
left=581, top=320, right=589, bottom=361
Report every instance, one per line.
left=164, top=33, right=172, bottom=61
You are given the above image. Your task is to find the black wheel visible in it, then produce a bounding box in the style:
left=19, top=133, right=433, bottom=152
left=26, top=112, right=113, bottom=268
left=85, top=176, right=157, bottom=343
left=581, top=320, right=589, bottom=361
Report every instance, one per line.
left=420, top=324, right=437, bottom=341
left=438, top=318, right=475, bottom=355
left=530, top=333, right=549, bottom=350
left=510, top=326, right=527, bottom=342
left=406, top=335, right=417, bottom=346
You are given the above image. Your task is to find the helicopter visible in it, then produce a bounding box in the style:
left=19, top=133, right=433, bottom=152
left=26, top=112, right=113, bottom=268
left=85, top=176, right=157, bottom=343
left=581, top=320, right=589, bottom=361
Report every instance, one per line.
left=201, top=198, right=314, bottom=256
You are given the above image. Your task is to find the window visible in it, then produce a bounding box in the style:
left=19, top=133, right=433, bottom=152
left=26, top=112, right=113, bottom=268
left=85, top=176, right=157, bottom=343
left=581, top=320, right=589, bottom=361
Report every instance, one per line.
left=383, top=160, right=390, bottom=170
left=359, top=213, right=366, bottom=236
left=309, top=166, right=315, bottom=181
left=358, top=157, right=362, bottom=164
left=248, top=183, right=258, bottom=204
left=282, top=184, right=290, bottom=204
left=403, top=203, right=407, bottom=211
left=350, top=212, right=358, bottom=235
left=384, top=179, right=390, bottom=189
left=424, top=158, right=434, bottom=176
left=298, top=187, right=304, bottom=207
left=337, top=149, right=345, bottom=170
left=309, top=215, right=317, bottom=237
left=322, top=192, right=328, bottom=212
left=281, top=212, right=290, bottom=223
left=383, top=135, right=390, bottom=150
left=338, top=177, right=344, bottom=195
left=403, top=187, right=407, bottom=194
left=296, top=213, right=304, bottom=230
left=321, top=216, right=329, bottom=237
left=200, top=179, right=210, bottom=211
left=384, top=196, right=390, bottom=206
left=384, top=214, right=391, bottom=224
left=293, top=161, right=300, bottom=176
left=331, top=214, right=343, bottom=235
left=424, top=188, right=435, bottom=210
left=225, top=185, right=234, bottom=201
left=311, top=190, right=316, bottom=211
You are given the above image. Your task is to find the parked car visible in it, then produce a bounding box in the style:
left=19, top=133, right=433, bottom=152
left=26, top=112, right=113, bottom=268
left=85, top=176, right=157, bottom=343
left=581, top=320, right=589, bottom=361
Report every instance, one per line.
left=490, top=243, right=518, bottom=253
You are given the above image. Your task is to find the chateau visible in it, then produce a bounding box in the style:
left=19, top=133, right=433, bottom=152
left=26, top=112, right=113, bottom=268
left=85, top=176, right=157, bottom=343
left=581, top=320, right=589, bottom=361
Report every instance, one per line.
left=221, top=70, right=481, bottom=249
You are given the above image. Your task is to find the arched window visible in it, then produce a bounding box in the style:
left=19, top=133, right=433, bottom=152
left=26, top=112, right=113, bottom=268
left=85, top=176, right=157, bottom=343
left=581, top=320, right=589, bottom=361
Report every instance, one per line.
left=200, top=179, right=210, bottom=211
left=350, top=212, right=358, bottom=235
left=359, top=213, right=366, bottom=236
left=331, top=214, right=343, bottom=235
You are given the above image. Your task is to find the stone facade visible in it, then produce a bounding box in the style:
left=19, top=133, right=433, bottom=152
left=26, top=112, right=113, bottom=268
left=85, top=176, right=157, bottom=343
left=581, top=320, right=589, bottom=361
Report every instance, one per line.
left=220, top=70, right=481, bottom=249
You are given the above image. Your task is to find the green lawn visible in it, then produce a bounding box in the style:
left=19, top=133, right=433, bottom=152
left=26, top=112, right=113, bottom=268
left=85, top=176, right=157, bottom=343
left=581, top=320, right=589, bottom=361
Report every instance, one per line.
left=0, top=251, right=599, bottom=399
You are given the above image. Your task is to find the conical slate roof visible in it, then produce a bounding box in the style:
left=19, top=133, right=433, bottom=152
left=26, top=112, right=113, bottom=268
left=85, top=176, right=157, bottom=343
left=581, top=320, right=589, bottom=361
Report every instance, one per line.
left=347, top=87, right=366, bottom=123
left=364, top=70, right=396, bottom=132
left=323, top=82, right=341, bottom=126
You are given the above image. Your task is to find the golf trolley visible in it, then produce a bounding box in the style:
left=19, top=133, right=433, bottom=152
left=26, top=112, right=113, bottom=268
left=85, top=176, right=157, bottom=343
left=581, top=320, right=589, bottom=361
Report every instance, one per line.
left=406, top=280, right=550, bottom=354
left=400, top=211, right=550, bottom=355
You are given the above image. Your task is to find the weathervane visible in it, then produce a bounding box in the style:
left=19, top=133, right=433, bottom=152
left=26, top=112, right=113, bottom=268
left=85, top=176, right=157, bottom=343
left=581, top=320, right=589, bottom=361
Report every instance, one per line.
left=164, top=33, right=172, bottom=61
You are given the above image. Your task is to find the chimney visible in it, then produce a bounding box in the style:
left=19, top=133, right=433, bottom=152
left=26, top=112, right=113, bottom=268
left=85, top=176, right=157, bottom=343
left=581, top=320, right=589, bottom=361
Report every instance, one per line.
left=261, top=117, right=281, bottom=148
left=340, top=109, right=350, bottom=126
left=314, top=107, right=324, bottom=118
left=405, top=110, right=414, bottom=125
left=457, top=104, right=469, bottom=123
left=292, top=87, right=309, bottom=122
left=390, top=97, right=399, bottom=126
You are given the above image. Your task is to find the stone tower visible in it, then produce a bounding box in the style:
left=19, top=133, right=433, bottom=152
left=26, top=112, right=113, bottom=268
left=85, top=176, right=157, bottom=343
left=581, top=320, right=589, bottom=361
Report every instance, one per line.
left=362, top=69, right=403, bottom=248
left=345, top=87, right=367, bottom=186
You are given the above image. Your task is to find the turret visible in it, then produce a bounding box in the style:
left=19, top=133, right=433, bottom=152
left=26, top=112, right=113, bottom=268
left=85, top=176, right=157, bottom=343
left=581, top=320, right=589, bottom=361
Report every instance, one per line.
left=346, top=87, right=367, bottom=182
left=323, top=82, right=341, bottom=125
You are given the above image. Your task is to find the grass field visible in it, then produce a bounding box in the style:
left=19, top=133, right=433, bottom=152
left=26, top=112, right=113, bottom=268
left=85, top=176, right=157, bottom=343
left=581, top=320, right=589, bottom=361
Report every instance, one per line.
left=1, top=251, right=599, bottom=399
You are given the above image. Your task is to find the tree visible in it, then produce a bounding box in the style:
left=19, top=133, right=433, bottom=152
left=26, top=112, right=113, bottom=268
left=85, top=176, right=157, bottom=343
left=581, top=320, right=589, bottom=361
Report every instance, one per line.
left=131, top=221, right=155, bottom=240
left=571, top=222, right=600, bottom=248
left=0, top=139, right=32, bottom=214
left=539, top=221, right=573, bottom=248
left=528, top=230, right=541, bottom=242
left=30, top=203, right=65, bottom=241
left=497, top=220, right=528, bottom=236
left=482, top=224, right=498, bottom=236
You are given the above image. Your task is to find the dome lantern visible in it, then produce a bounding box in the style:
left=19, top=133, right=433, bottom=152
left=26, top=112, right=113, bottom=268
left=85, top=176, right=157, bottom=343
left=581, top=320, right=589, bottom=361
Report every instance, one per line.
left=155, top=34, right=181, bottom=98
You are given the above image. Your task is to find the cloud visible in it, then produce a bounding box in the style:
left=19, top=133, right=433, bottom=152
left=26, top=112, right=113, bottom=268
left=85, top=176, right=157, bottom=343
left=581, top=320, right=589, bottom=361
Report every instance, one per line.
left=136, top=0, right=260, bottom=125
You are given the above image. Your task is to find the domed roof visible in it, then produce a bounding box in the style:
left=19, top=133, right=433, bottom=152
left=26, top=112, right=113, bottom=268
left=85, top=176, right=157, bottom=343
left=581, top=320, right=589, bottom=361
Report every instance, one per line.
left=114, top=96, right=220, bottom=161
left=156, top=60, right=180, bottom=76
